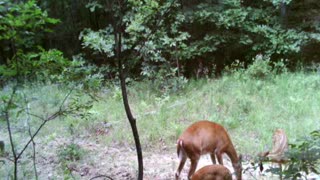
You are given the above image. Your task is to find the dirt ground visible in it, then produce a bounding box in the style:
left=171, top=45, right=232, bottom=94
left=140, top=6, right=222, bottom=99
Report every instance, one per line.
left=34, top=135, right=320, bottom=180
left=1, top=130, right=319, bottom=180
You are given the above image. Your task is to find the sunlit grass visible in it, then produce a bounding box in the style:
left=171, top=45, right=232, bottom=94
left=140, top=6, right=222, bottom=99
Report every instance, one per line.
left=111, top=72, right=320, bottom=155
left=1, top=71, right=320, bottom=162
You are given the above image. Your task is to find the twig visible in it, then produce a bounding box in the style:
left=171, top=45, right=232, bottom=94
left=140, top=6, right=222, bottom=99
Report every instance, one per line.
left=4, top=85, right=18, bottom=179
left=23, top=93, right=38, bottom=180
left=16, top=88, right=74, bottom=160
left=90, top=175, right=113, bottom=180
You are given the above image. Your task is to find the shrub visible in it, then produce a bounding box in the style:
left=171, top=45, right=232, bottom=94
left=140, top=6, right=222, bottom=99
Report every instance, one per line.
left=57, top=143, right=85, bottom=162
left=142, top=65, right=188, bottom=94
left=245, top=54, right=272, bottom=79
left=225, top=54, right=288, bottom=80
left=0, top=49, right=70, bottom=82
left=284, top=130, right=320, bottom=179
left=54, top=54, right=108, bottom=91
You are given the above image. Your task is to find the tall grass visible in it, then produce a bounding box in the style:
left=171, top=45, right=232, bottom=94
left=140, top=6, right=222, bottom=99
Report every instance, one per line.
left=77, top=70, right=320, bottom=156
left=1, top=71, right=320, bottom=159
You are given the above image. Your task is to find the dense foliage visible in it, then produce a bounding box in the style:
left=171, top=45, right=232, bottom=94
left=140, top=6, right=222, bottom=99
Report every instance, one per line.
left=1, top=1, right=320, bottom=179
left=284, top=130, right=320, bottom=179
left=1, top=0, right=320, bottom=82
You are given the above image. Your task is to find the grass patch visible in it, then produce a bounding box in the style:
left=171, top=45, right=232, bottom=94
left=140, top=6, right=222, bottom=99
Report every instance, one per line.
left=1, top=71, right=320, bottom=178
left=68, top=71, right=320, bottom=156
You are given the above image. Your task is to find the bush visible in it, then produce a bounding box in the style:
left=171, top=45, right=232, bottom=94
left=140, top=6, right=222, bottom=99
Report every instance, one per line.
left=0, top=49, right=70, bottom=82
left=245, top=54, right=272, bottom=79
left=284, top=130, right=320, bottom=179
left=0, top=0, right=59, bottom=59
left=54, top=54, right=108, bottom=91
left=142, top=65, right=188, bottom=94
left=57, top=142, right=86, bottom=178
left=225, top=54, right=288, bottom=80
left=57, top=143, right=85, bottom=162
left=0, top=52, right=108, bottom=92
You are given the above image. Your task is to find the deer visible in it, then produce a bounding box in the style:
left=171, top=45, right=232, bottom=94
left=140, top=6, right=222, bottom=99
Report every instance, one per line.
left=258, top=129, right=288, bottom=180
left=175, top=120, right=242, bottom=180
left=191, top=164, right=232, bottom=180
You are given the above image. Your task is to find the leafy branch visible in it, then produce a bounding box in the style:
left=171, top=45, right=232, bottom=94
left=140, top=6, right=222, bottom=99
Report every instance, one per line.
left=1, top=84, right=75, bottom=179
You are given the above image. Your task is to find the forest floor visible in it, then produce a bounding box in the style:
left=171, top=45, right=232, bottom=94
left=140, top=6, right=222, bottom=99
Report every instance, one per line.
left=1, top=126, right=320, bottom=180
left=34, top=134, right=320, bottom=180
left=2, top=74, right=320, bottom=179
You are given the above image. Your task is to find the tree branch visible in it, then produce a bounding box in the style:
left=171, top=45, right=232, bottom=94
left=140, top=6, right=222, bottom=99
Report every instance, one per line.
left=3, top=85, right=19, bottom=179
left=23, top=93, right=38, bottom=180
left=16, top=87, right=74, bottom=160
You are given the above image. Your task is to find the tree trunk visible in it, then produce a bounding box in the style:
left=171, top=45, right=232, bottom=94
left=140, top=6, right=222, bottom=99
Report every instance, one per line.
left=115, top=31, right=143, bottom=180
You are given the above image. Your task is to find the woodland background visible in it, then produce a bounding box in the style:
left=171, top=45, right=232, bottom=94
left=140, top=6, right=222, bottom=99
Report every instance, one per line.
left=1, top=0, right=320, bottom=179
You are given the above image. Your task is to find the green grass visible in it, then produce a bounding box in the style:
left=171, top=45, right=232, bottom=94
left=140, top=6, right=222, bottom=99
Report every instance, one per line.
left=122, top=72, right=320, bottom=154
left=65, top=71, right=320, bottom=156
left=1, top=71, right=320, bottom=177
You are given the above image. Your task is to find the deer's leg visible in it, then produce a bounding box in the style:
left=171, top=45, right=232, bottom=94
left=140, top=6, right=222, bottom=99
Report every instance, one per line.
left=210, top=152, right=217, bottom=164
left=279, top=163, right=283, bottom=180
left=216, top=149, right=224, bottom=165
left=175, top=153, right=187, bottom=180
left=188, top=157, right=199, bottom=180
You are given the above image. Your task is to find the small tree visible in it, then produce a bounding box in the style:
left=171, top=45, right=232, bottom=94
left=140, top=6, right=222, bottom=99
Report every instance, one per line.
left=0, top=2, right=99, bottom=178
left=81, top=1, right=184, bottom=179
left=0, top=0, right=59, bottom=60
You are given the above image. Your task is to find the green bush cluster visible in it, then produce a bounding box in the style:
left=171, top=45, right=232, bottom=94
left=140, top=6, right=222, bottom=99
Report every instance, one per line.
left=284, top=130, right=320, bottom=179
left=245, top=54, right=272, bottom=79
left=57, top=143, right=85, bottom=162
left=225, top=54, right=288, bottom=80
left=57, top=142, right=86, bottom=178
left=146, top=66, right=188, bottom=94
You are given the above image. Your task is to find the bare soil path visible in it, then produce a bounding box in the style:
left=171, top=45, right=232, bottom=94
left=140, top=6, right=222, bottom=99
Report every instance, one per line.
left=36, top=135, right=311, bottom=180
left=2, top=133, right=319, bottom=180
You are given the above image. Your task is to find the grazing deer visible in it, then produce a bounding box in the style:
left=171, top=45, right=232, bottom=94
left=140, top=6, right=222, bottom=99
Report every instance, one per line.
left=259, top=129, right=288, bottom=180
left=175, top=120, right=242, bottom=180
left=191, top=164, right=232, bottom=180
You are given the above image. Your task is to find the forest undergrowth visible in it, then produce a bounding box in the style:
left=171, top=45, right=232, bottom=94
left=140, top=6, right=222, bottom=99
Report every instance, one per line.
left=1, top=70, right=320, bottom=179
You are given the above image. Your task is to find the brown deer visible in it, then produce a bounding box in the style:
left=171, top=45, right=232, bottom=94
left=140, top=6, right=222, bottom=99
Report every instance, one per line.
left=191, top=165, right=232, bottom=180
left=175, top=120, right=242, bottom=180
left=259, top=129, right=288, bottom=180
